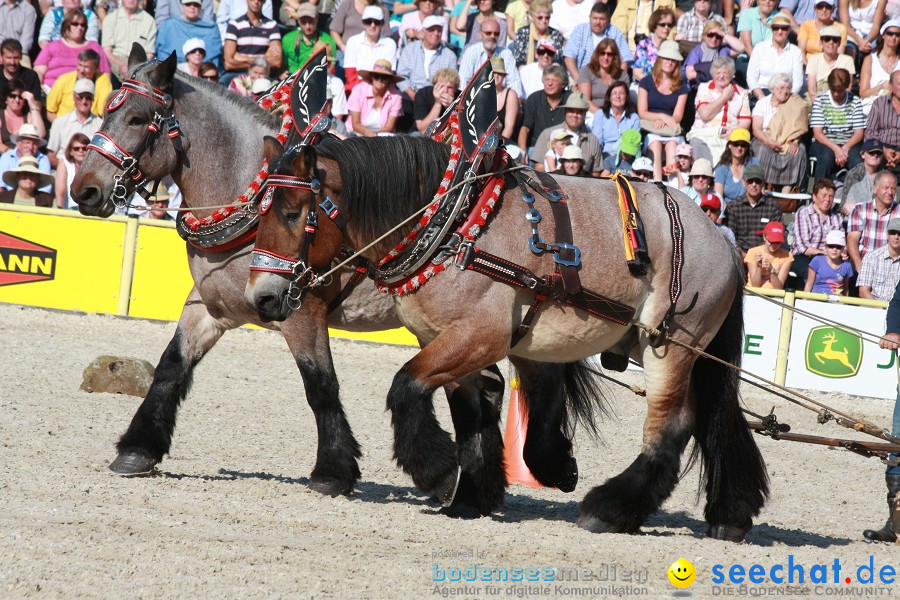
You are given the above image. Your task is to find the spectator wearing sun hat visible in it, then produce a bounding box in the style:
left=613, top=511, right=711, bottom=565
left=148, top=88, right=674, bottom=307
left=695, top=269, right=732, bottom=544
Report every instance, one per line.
left=554, top=145, right=592, bottom=177
left=543, top=128, right=574, bottom=172
left=700, top=193, right=737, bottom=246
left=803, top=229, right=854, bottom=295
left=679, top=157, right=715, bottom=204
left=156, top=0, right=222, bottom=67
left=797, top=0, right=847, bottom=61
left=746, top=13, right=804, bottom=98
left=631, top=156, right=655, bottom=181
left=0, top=123, right=51, bottom=192
left=533, top=91, right=602, bottom=175
left=176, top=38, right=208, bottom=77
left=0, top=156, right=54, bottom=207
left=346, top=59, right=405, bottom=136
left=745, top=221, right=794, bottom=289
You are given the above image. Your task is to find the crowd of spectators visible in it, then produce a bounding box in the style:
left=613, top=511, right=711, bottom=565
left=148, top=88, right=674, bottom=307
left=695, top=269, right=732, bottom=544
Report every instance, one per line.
left=0, top=0, right=899, bottom=288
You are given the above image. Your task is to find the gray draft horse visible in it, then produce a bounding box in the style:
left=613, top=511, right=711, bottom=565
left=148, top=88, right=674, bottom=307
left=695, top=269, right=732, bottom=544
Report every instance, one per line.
left=70, top=47, right=508, bottom=501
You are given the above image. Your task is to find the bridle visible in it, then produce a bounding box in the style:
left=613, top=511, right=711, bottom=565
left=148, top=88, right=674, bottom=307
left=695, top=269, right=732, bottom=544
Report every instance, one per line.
left=86, top=75, right=185, bottom=207
left=248, top=161, right=347, bottom=309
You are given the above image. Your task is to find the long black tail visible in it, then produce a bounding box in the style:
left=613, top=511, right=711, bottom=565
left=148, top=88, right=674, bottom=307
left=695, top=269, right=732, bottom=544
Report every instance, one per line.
left=560, top=359, right=611, bottom=440
left=691, top=266, right=769, bottom=526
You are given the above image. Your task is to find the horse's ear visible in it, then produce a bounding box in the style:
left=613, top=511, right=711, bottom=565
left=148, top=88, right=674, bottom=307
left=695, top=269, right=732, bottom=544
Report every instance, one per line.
left=146, top=51, right=178, bottom=89
left=128, top=43, right=147, bottom=70
left=292, top=145, right=318, bottom=178
left=263, top=136, right=284, bottom=162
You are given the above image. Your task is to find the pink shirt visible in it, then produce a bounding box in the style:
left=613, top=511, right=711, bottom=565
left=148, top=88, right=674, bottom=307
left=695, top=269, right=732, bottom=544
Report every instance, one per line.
left=34, top=40, right=111, bottom=88
left=345, top=81, right=403, bottom=133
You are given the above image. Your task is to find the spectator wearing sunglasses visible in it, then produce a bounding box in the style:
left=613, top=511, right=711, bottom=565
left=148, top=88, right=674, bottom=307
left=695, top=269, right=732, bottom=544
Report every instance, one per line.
left=0, top=80, right=44, bottom=153
left=563, top=2, right=632, bottom=81
left=46, top=78, right=99, bottom=168
left=38, top=0, right=100, bottom=47
left=737, top=0, right=780, bottom=59
left=798, top=0, right=847, bottom=62
left=612, top=0, right=676, bottom=52
left=859, top=19, right=900, bottom=116
left=746, top=13, right=803, bottom=99
left=54, top=132, right=89, bottom=209
left=806, top=25, right=855, bottom=101
left=520, top=38, right=560, bottom=97
left=342, top=5, right=398, bottom=93
left=511, top=0, right=566, bottom=67
left=684, top=21, right=736, bottom=83
left=632, top=7, right=677, bottom=82
left=156, top=0, right=223, bottom=69
left=156, top=0, right=214, bottom=26
left=458, top=17, right=524, bottom=97
left=675, top=0, right=729, bottom=57
left=281, top=4, right=336, bottom=73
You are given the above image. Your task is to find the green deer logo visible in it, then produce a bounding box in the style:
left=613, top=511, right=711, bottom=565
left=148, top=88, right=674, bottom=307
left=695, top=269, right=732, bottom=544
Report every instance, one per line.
left=805, top=327, right=862, bottom=378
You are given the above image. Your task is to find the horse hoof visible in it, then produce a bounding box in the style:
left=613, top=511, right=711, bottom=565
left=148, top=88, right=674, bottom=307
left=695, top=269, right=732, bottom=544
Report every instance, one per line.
left=109, top=452, right=157, bottom=476
left=434, top=466, right=462, bottom=507
left=557, top=457, right=578, bottom=493
left=308, top=477, right=353, bottom=497
left=707, top=521, right=751, bottom=543
left=577, top=515, right=629, bottom=534
left=439, top=501, right=483, bottom=519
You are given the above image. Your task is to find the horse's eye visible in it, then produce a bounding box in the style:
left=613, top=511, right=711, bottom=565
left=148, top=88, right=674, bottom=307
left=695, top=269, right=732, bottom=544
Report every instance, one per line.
left=285, top=212, right=302, bottom=223
left=127, top=116, right=147, bottom=127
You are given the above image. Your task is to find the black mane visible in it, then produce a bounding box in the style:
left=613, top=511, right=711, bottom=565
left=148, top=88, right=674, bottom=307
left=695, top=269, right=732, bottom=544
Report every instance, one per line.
left=314, top=136, right=451, bottom=240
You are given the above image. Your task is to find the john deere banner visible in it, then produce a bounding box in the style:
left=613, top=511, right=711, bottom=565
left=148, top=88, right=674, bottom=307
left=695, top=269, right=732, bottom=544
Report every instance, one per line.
left=740, top=295, right=781, bottom=383
left=0, top=208, right=125, bottom=314
left=785, top=300, right=894, bottom=400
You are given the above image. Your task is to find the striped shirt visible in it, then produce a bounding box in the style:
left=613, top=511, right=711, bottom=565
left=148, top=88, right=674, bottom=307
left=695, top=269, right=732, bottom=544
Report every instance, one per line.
left=857, top=245, right=900, bottom=301
left=847, top=200, right=900, bottom=257
left=225, top=13, right=279, bottom=56
left=676, top=10, right=726, bottom=44
left=809, top=93, right=865, bottom=146
left=865, top=94, right=900, bottom=149
left=790, top=203, right=843, bottom=255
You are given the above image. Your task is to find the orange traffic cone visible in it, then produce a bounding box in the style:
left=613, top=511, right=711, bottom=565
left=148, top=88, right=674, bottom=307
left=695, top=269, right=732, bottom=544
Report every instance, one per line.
left=503, top=378, right=544, bottom=487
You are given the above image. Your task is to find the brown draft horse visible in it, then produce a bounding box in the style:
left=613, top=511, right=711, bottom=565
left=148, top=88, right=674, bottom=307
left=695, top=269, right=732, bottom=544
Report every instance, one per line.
left=68, top=46, right=511, bottom=505
left=244, top=132, right=770, bottom=541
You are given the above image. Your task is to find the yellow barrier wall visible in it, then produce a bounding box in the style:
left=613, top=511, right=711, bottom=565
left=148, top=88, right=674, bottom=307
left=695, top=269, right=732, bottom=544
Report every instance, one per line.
left=128, top=220, right=194, bottom=321
left=0, top=206, right=126, bottom=314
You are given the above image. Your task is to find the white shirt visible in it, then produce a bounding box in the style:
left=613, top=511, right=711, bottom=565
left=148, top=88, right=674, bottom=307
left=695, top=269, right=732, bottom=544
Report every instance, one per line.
left=519, top=62, right=546, bottom=97
left=343, top=32, right=398, bottom=70
left=549, top=0, right=592, bottom=40
left=328, top=73, right=348, bottom=117
left=746, top=39, right=804, bottom=94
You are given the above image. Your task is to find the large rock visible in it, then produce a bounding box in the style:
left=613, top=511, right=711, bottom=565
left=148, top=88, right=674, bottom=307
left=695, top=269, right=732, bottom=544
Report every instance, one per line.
left=80, top=356, right=155, bottom=397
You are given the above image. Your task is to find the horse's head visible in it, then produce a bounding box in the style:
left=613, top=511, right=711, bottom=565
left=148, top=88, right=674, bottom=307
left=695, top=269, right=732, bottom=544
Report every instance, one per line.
left=72, top=44, right=183, bottom=217
left=244, top=136, right=346, bottom=322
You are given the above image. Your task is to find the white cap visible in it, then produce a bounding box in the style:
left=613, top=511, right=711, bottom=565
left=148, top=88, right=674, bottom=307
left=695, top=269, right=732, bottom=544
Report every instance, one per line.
left=825, top=230, right=846, bottom=246
left=362, top=5, right=384, bottom=21
left=183, top=37, right=206, bottom=56
left=560, top=145, right=584, bottom=161
left=422, top=15, right=445, bottom=29
left=881, top=18, right=900, bottom=35
left=815, top=0, right=834, bottom=6
left=251, top=78, right=273, bottom=94
left=73, top=78, right=95, bottom=95
left=632, top=156, right=653, bottom=172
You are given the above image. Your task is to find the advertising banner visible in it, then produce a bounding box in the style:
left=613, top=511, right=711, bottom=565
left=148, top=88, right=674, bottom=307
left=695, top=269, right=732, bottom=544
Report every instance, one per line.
left=784, top=300, right=894, bottom=400
left=128, top=222, right=194, bottom=321
left=0, top=209, right=125, bottom=314
left=741, top=295, right=782, bottom=383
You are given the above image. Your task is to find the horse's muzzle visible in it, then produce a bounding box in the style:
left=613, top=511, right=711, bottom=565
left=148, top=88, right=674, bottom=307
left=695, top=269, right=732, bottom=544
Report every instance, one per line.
left=245, top=276, right=293, bottom=323
left=74, top=186, right=115, bottom=217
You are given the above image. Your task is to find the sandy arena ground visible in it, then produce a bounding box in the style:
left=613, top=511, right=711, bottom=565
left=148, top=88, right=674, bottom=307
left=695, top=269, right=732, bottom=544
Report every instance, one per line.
left=1, top=302, right=897, bottom=599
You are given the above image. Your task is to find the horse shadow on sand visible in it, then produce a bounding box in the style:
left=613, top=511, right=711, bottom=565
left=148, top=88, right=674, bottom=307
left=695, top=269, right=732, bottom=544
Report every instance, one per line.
left=155, top=468, right=851, bottom=547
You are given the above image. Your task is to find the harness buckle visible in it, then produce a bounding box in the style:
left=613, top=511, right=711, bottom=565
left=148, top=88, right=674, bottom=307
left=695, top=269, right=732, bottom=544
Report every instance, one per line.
left=553, top=243, right=581, bottom=267
left=454, top=238, right=474, bottom=270
left=319, top=196, right=338, bottom=219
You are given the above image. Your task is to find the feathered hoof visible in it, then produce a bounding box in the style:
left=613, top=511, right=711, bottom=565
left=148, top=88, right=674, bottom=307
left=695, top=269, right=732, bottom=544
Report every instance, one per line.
left=576, top=515, right=636, bottom=534
left=109, top=452, right=158, bottom=476
left=433, top=466, right=462, bottom=507
left=707, top=521, right=752, bottom=543
left=307, top=476, right=354, bottom=497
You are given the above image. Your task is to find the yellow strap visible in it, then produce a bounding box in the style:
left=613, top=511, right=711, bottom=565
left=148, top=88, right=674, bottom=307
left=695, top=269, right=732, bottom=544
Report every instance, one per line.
left=611, top=173, right=636, bottom=263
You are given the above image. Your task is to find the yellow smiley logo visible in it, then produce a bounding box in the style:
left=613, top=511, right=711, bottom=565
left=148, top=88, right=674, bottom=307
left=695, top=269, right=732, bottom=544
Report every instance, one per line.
left=668, top=559, right=696, bottom=588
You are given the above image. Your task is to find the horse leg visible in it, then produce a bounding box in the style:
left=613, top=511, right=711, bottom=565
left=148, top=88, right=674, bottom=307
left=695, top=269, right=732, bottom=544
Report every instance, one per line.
left=578, top=343, right=696, bottom=534
left=510, top=358, right=579, bottom=493
left=281, top=298, right=360, bottom=497
left=443, top=369, right=507, bottom=516
left=387, top=330, right=508, bottom=506
left=110, top=290, right=228, bottom=474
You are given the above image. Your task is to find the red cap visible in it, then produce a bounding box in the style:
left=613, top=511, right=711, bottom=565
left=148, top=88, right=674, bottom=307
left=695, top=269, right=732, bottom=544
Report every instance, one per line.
left=756, top=221, right=785, bottom=243
left=699, top=193, right=721, bottom=212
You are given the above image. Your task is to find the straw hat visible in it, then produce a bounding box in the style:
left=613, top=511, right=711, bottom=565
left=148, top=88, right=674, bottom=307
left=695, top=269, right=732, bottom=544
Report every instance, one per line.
left=490, top=56, right=506, bottom=74
left=11, top=123, right=46, bottom=146
left=2, top=156, right=54, bottom=189
left=656, top=40, right=683, bottom=62
left=358, top=59, right=404, bottom=84
left=560, top=145, right=584, bottom=162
